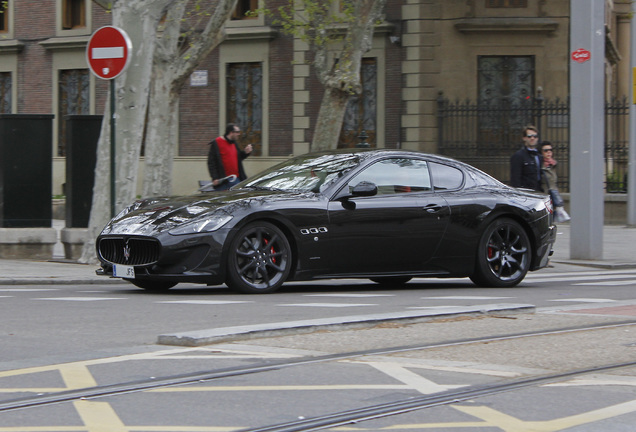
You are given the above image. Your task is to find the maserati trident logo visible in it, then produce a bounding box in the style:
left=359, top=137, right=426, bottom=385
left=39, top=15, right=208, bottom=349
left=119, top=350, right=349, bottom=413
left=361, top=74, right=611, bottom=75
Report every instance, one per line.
left=123, top=243, right=131, bottom=262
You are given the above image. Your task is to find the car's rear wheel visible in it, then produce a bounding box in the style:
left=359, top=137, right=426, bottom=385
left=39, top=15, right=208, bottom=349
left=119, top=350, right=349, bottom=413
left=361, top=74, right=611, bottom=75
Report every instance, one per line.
left=129, top=280, right=177, bottom=291
left=470, top=218, right=531, bottom=288
left=370, top=276, right=412, bottom=286
left=226, top=221, right=291, bottom=294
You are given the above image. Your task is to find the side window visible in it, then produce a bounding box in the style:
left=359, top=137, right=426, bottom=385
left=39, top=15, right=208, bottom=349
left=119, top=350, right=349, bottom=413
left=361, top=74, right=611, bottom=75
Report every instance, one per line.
left=0, top=72, right=11, bottom=113
left=348, top=158, right=431, bottom=195
left=227, top=62, right=263, bottom=156
left=0, top=1, right=8, bottom=33
left=62, top=0, right=86, bottom=30
left=430, top=162, right=464, bottom=190
left=232, top=0, right=258, bottom=20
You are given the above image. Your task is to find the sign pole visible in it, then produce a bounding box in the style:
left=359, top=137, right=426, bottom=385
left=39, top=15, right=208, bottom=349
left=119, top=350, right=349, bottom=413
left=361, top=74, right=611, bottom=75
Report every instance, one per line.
left=110, top=79, right=116, bottom=218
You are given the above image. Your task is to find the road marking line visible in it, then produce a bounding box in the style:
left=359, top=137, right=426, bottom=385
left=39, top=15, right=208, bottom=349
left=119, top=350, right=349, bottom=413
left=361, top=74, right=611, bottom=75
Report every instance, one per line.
left=74, top=400, right=127, bottom=431
left=60, top=364, right=98, bottom=389
left=366, top=362, right=466, bottom=394
left=423, top=296, right=513, bottom=300
left=304, top=294, right=394, bottom=298
left=34, top=297, right=126, bottom=302
left=549, top=298, right=616, bottom=303
left=157, top=300, right=252, bottom=305
left=575, top=280, right=636, bottom=286
left=152, top=384, right=412, bottom=392
left=278, top=303, right=376, bottom=308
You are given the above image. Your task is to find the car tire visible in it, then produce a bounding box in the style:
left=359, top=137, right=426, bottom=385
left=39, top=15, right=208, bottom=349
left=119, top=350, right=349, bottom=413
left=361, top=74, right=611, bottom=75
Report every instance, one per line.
left=129, top=280, right=177, bottom=291
left=370, top=277, right=412, bottom=286
left=226, top=221, right=292, bottom=294
left=470, top=218, right=531, bottom=288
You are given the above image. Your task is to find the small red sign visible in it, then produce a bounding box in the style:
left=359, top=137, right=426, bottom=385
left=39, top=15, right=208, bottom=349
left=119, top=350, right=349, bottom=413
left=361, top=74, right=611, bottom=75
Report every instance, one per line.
left=571, top=48, right=591, bottom=64
left=86, top=26, right=132, bottom=80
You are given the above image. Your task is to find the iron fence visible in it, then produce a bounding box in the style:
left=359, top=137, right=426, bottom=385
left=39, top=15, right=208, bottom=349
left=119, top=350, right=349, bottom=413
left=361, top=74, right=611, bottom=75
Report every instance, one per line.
left=437, top=93, right=630, bottom=193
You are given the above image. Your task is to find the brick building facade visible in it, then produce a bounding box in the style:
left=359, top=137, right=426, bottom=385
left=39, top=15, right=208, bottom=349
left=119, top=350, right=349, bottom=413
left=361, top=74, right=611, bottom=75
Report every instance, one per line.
left=0, top=1, right=632, bottom=196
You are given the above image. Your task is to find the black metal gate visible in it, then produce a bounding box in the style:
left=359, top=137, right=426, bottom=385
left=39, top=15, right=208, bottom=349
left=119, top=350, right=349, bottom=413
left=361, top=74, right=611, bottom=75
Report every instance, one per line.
left=437, top=94, right=629, bottom=193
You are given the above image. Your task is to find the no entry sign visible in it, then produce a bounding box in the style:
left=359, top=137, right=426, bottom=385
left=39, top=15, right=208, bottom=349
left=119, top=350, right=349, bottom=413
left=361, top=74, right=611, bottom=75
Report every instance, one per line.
left=86, top=26, right=132, bottom=80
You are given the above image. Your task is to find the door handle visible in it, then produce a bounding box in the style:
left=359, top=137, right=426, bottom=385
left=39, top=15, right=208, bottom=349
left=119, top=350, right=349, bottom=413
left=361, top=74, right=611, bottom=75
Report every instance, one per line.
left=423, top=204, right=443, bottom=213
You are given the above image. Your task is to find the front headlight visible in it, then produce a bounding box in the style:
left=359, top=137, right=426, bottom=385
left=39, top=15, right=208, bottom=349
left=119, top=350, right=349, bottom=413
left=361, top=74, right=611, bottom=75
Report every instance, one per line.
left=168, top=215, right=233, bottom=236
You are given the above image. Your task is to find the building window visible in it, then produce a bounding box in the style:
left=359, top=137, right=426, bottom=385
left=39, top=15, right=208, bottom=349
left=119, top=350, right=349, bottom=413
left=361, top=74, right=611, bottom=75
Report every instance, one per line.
left=485, top=0, right=527, bottom=8
left=58, top=69, right=90, bottom=156
left=0, top=72, right=11, bottom=113
left=227, top=62, right=262, bottom=155
left=0, top=0, right=8, bottom=33
left=232, top=0, right=258, bottom=20
left=339, top=58, right=377, bottom=148
left=62, top=0, right=86, bottom=29
left=477, top=56, right=534, bottom=152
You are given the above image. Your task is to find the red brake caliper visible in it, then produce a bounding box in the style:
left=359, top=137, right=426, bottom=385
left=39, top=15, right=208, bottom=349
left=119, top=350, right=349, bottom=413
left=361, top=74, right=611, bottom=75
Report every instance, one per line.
left=264, top=239, right=276, bottom=264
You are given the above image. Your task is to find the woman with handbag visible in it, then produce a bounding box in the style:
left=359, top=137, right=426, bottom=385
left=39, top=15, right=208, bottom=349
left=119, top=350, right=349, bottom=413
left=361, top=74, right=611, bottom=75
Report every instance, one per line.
left=540, top=141, right=570, bottom=222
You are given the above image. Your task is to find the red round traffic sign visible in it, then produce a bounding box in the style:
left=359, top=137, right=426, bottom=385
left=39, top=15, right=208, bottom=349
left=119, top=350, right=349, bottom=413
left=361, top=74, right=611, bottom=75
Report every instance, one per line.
left=571, top=48, right=591, bottom=64
left=86, top=26, right=132, bottom=80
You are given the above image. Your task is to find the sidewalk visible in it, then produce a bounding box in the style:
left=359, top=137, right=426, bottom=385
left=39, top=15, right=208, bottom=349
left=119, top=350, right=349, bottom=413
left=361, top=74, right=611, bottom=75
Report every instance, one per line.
left=0, top=223, right=634, bottom=286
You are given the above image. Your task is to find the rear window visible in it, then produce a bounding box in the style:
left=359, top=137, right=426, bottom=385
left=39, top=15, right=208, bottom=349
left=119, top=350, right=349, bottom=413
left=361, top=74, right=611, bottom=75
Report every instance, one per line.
left=430, top=162, right=464, bottom=190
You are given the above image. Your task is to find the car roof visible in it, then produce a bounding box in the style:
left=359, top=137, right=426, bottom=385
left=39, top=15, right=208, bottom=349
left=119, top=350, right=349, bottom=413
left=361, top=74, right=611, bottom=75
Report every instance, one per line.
left=303, top=148, right=463, bottom=166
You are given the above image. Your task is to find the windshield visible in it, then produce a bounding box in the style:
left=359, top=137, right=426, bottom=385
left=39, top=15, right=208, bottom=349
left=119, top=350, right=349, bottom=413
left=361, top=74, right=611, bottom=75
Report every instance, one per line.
left=240, top=153, right=360, bottom=193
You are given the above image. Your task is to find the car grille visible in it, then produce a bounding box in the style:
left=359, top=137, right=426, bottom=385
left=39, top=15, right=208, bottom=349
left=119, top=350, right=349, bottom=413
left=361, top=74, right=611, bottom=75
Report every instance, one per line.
left=98, top=237, right=161, bottom=266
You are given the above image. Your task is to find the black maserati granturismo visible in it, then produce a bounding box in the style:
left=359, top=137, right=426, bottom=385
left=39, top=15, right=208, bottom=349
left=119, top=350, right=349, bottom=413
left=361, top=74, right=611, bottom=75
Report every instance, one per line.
left=96, top=149, right=556, bottom=293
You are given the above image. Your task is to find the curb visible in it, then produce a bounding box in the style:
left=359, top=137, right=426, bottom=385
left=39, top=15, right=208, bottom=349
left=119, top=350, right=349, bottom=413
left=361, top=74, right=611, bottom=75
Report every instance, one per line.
left=157, top=303, right=535, bottom=347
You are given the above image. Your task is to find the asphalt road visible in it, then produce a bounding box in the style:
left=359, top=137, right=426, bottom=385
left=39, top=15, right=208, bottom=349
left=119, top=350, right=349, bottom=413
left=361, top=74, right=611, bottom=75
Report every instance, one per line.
left=2, top=268, right=636, bottom=431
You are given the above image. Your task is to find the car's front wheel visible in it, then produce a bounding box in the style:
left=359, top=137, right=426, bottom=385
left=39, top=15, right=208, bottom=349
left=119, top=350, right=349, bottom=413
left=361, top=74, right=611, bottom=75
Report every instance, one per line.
left=470, top=218, right=531, bottom=288
left=226, top=221, right=291, bottom=294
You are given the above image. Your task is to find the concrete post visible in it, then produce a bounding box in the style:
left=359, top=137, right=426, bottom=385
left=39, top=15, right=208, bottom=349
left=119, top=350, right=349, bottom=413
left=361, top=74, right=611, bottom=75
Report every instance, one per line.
left=569, top=0, right=605, bottom=259
left=628, top=2, right=636, bottom=226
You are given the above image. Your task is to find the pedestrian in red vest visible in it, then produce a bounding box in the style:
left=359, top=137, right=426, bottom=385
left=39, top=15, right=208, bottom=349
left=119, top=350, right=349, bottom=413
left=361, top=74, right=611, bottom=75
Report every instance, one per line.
left=207, top=123, right=253, bottom=190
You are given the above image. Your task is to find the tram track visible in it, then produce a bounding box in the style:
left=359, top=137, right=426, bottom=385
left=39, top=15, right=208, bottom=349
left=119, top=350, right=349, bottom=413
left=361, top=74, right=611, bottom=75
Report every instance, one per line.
left=1, top=319, right=635, bottom=418
left=243, top=360, right=636, bottom=432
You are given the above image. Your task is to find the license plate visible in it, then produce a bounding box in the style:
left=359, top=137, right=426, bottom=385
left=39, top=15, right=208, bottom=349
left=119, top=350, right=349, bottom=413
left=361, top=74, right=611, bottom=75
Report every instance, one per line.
left=113, top=264, right=135, bottom=278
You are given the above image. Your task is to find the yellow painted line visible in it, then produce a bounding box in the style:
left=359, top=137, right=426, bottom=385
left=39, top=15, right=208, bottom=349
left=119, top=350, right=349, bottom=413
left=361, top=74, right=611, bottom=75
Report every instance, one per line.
left=74, top=400, right=127, bottom=432
left=454, top=405, right=530, bottom=431
left=366, top=362, right=467, bottom=394
left=60, top=365, right=98, bottom=390
left=0, top=428, right=86, bottom=431
left=0, top=347, right=200, bottom=379
left=456, top=400, right=636, bottom=431
left=541, top=398, right=636, bottom=430
left=152, top=384, right=412, bottom=392
left=0, top=387, right=67, bottom=393
left=331, top=423, right=488, bottom=430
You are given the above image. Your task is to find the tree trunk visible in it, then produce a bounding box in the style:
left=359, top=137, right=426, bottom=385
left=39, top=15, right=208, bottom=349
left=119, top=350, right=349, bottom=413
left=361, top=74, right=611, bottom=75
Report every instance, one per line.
left=80, top=0, right=175, bottom=263
left=142, top=0, right=238, bottom=198
left=312, top=88, right=351, bottom=151
left=310, top=0, right=386, bottom=151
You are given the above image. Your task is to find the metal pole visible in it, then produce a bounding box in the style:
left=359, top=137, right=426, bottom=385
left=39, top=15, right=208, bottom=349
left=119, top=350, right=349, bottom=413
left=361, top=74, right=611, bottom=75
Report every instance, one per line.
left=110, top=79, right=116, bottom=218
left=628, top=2, right=636, bottom=225
left=569, top=0, right=605, bottom=259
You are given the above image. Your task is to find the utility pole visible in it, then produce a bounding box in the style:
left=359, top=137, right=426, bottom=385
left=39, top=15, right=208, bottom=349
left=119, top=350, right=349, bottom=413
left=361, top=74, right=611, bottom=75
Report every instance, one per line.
left=628, top=1, right=636, bottom=226
left=569, top=0, right=605, bottom=259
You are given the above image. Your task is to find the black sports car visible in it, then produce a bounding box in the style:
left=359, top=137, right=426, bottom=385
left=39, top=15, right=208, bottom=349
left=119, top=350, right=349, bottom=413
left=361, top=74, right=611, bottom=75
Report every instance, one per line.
left=96, top=149, right=556, bottom=293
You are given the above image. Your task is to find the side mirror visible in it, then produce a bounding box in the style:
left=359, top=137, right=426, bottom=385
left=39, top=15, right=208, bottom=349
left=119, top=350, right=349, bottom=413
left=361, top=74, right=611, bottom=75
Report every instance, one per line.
left=351, top=181, right=378, bottom=197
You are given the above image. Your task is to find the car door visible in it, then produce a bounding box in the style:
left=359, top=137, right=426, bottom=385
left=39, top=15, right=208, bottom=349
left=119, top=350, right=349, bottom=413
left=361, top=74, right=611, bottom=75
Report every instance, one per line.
left=326, top=157, right=450, bottom=275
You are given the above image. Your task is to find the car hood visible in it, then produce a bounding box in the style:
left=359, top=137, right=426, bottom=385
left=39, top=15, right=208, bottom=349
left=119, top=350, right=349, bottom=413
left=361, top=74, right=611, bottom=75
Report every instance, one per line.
left=100, top=189, right=310, bottom=236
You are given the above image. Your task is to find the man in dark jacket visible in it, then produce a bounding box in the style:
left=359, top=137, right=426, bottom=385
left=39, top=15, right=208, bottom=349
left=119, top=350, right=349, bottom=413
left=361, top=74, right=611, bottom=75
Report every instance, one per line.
left=207, top=123, right=253, bottom=190
left=510, top=125, right=542, bottom=191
